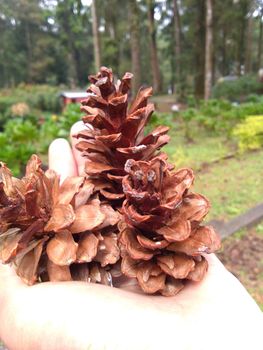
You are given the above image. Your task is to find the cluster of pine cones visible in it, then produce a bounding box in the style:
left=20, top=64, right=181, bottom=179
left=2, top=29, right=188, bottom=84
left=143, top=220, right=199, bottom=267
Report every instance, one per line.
left=0, top=67, right=220, bottom=296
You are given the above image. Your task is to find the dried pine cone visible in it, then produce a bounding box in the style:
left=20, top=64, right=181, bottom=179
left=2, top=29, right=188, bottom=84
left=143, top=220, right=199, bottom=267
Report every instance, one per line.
left=0, top=66, right=221, bottom=296
left=75, top=66, right=170, bottom=200
left=0, top=155, right=120, bottom=285
left=119, top=157, right=221, bottom=296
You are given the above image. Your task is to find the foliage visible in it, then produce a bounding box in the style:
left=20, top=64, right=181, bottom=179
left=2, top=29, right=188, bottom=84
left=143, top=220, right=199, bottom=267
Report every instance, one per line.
left=0, top=119, right=38, bottom=175
left=212, top=75, right=262, bottom=102
left=148, top=111, right=175, bottom=128
left=0, top=85, right=62, bottom=129
left=232, top=115, right=263, bottom=152
left=173, top=97, right=263, bottom=137
left=38, top=118, right=60, bottom=153
left=1, top=0, right=263, bottom=98
left=10, top=102, right=30, bottom=117
left=56, top=103, right=83, bottom=138
left=0, top=0, right=93, bottom=87
left=0, top=84, right=62, bottom=112
left=0, top=101, right=84, bottom=175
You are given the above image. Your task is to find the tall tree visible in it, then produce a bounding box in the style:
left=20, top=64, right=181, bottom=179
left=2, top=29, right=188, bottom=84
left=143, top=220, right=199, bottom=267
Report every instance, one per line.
left=257, top=7, right=263, bottom=69
left=235, top=0, right=250, bottom=76
left=173, top=0, right=182, bottom=94
left=146, top=0, right=162, bottom=93
left=204, top=0, right=213, bottom=100
left=194, top=0, right=206, bottom=98
left=56, top=0, right=80, bottom=87
left=245, top=7, right=254, bottom=73
left=91, top=0, right=101, bottom=72
left=128, top=0, right=141, bottom=95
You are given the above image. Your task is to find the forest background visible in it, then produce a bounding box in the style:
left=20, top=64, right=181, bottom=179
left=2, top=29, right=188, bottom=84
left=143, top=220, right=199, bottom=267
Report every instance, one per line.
left=1, top=0, right=263, bottom=99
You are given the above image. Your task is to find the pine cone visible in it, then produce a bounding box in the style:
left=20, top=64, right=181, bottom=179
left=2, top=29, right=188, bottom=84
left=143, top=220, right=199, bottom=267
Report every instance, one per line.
left=0, top=66, right=221, bottom=297
left=119, top=157, right=221, bottom=296
left=75, top=66, right=170, bottom=200
left=0, top=155, right=120, bottom=285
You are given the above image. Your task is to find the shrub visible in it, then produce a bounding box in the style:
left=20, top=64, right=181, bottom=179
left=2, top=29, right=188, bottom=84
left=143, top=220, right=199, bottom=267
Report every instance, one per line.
left=0, top=119, right=38, bottom=175
left=180, top=108, right=198, bottom=139
left=38, top=118, right=60, bottom=153
left=147, top=112, right=175, bottom=130
left=10, top=102, right=30, bottom=117
left=0, top=84, right=62, bottom=116
left=182, top=98, right=263, bottom=137
left=56, top=103, right=83, bottom=138
left=0, top=102, right=83, bottom=175
left=232, top=115, right=263, bottom=152
left=212, top=75, right=262, bottom=102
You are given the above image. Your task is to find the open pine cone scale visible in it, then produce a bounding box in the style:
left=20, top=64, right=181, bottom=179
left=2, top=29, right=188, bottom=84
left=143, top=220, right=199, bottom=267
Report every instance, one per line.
left=119, top=157, right=221, bottom=296
left=0, top=155, right=120, bottom=285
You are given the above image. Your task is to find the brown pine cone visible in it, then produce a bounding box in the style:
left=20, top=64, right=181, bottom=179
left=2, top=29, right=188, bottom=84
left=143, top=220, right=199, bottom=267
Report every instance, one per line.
left=0, top=155, right=120, bottom=285
left=75, top=66, right=170, bottom=201
left=119, top=157, right=221, bottom=296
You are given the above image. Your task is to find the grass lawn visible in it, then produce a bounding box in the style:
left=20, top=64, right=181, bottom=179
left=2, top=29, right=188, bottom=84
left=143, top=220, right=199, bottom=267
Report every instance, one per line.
left=194, top=149, right=263, bottom=221
left=218, top=222, right=263, bottom=311
left=164, top=125, right=263, bottom=222
left=165, top=124, right=263, bottom=310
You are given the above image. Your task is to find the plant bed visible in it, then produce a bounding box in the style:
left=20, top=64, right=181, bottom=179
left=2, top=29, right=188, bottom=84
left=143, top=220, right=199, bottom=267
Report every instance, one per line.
left=218, top=223, right=263, bottom=310
left=193, top=149, right=263, bottom=221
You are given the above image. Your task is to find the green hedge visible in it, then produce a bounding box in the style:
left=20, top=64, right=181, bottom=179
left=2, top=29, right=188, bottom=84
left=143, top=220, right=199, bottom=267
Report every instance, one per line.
left=212, top=75, right=262, bottom=102
left=233, top=115, right=263, bottom=152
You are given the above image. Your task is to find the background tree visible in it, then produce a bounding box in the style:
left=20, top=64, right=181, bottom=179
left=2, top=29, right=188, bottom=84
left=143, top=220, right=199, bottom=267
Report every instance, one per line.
left=146, top=0, right=162, bottom=93
left=173, top=0, right=182, bottom=94
left=204, top=0, right=213, bottom=100
left=128, top=0, right=142, bottom=95
left=257, top=6, right=263, bottom=69
left=1, top=0, right=263, bottom=98
left=91, top=0, right=101, bottom=72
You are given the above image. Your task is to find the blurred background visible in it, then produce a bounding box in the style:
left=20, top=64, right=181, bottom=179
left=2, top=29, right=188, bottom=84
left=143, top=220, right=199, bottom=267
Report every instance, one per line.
left=0, top=0, right=262, bottom=309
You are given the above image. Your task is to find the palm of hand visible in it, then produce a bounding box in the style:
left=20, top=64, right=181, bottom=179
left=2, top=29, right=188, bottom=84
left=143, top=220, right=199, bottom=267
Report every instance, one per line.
left=0, top=126, right=262, bottom=350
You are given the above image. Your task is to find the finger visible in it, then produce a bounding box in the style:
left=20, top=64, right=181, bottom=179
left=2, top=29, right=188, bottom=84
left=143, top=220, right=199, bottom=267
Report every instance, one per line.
left=70, top=121, right=87, bottom=176
left=205, top=253, right=226, bottom=273
left=48, top=138, right=78, bottom=182
left=0, top=264, right=27, bottom=301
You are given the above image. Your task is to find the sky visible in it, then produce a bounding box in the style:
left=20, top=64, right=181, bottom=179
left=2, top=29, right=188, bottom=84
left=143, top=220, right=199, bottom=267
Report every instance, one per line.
left=81, top=0, right=92, bottom=6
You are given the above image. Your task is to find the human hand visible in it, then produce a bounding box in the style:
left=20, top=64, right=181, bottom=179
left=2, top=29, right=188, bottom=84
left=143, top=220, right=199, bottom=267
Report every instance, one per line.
left=0, top=122, right=262, bottom=350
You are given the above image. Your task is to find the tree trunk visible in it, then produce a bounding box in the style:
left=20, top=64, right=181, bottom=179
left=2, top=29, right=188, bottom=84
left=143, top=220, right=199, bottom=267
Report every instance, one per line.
left=245, top=12, right=253, bottom=74
left=173, top=0, right=182, bottom=95
left=128, top=0, right=141, bottom=96
left=146, top=0, right=162, bottom=93
left=258, top=9, right=263, bottom=70
left=222, top=27, right=227, bottom=76
left=25, top=21, right=32, bottom=83
left=91, top=0, right=101, bottom=72
left=236, top=1, right=249, bottom=76
left=204, top=0, right=213, bottom=100
left=194, top=0, right=206, bottom=98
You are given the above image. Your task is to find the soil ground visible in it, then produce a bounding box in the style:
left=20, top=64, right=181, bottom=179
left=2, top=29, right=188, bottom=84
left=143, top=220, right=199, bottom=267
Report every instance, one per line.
left=218, top=225, right=263, bottom=310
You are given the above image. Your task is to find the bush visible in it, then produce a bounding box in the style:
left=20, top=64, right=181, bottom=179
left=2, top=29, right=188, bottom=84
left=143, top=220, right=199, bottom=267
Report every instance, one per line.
left=212, top=75, right=262, bottom=102
left=232, top=115, right=263, bottom=152
left=147, top=112, right=175, bottom=133
left=181, top=97, right=263, bottom=137
left=56, top=103, right=83, bottom=138
left=0, top=119, right=38, bottom=175
left=0, top=102, right=83, bottom=175
left=38, top=117, right=60, bottom=153
left=0, top=84, right=62, bottom=118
